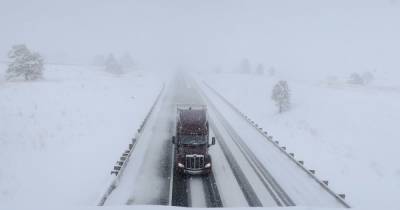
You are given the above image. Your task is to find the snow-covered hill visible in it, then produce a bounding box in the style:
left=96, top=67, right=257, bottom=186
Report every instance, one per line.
left=0, top=65, right=164, bottom=205
left=201, top=72, right=400, bottom=208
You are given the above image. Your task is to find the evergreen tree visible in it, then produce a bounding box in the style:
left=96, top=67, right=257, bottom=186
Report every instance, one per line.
left=272, top=80, right=291, bottom=113
left=6, top=44, right=44, bottom=81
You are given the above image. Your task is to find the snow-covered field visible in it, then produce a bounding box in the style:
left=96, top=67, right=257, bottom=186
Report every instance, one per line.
left=201, top=72, right=400, bottom=209
left=0, top=64, right=164, bottom=206
left=1, top=62, right=398, bottom=210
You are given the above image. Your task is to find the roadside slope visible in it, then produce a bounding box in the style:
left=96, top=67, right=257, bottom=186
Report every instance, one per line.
left=0, top=65, right=164, bottom=205
left=201, top=73, right=400, bottom=208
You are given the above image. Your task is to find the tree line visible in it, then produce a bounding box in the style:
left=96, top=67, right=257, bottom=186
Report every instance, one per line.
left=3, top=44, right=137, bottom=81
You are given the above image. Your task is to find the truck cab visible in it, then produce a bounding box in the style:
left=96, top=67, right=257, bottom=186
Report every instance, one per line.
left=172, top=105, right=215, bottom=175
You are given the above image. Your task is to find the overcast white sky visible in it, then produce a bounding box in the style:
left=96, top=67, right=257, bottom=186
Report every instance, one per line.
left=1, top=0, right=399, bottom=76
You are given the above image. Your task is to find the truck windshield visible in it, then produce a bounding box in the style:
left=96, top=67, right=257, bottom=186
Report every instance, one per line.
left=180, top=135, right=207, bottom=145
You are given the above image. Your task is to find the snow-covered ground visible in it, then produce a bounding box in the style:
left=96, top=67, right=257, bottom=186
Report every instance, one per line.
left=0, top=205, right=375, bottom=210
left=0, top=64, right=164, bottom=206
left=201, top=72, right=400, bottom=209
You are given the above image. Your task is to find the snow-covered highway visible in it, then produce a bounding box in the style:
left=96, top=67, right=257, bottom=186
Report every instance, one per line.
left=100, top=74, right=350, bottom=208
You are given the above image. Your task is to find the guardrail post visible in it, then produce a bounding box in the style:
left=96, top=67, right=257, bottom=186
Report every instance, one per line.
left=309, top=169, right=315, bottom=174
left=289, top=153, right=294, bottom=157
left=299, top=160, right=304, bottom=165
left=323, top=180, right=329, bottom=185
left=339, top=194, right=346, bottom=199
left=281, top=146, right=286, bottom=150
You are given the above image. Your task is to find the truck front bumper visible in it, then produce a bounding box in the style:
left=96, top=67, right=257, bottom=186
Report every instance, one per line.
left=176, top=164, right=211, bottom=175
left=183, top=167, right=211, bottom=175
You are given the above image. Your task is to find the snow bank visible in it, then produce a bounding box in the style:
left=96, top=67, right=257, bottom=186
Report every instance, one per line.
left=1, top=205, right=398, bottom=210
left=201, top=72, right=400, bottom=208
left=0, top=65, right=164, bottom=206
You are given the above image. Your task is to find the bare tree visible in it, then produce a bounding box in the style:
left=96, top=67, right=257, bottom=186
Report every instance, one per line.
left=120, top=53, right=135, bottom=71
left=362, top=71, right=374, bottom=84
left=256, top=63, right=265, bottom=75
left=213, top=65, right=222, bottom=74
left=268, top=66, right=276, bottom=76
left=105, top=54, right=123, bottom=74
left=239, top=58, right=251, bottom=74
left=6, top=44, right=44, bottom=81
left=272, top=80, right=291, bottom=113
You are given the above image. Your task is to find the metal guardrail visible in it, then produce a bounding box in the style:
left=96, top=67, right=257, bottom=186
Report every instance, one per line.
left=97, top=83, right=166, bottom=206
left=203, top=81, right=351, bottom=208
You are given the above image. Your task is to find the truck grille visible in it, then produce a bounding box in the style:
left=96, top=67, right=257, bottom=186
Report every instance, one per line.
left=185, top=154, right=205, bottom=169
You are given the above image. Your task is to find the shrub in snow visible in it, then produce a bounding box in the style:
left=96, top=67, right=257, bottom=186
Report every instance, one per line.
left=272, top=80, right=291, bottom=113
left=105, top=54, right=123, bottom=74
left=348, top=73, right=364, bottom=85
left=213, top=66, right=222, bottom=74
left=268, top=66, right=276, bottom=76
left=239, top=58, right=251, bottom=74
left=256, top=64, right=265, bottom=75
left=6, top=44, right=44, bottom=81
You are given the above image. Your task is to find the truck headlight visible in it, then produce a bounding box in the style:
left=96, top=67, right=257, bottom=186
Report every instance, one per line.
left=205, top=163, right=211, bottom=168
left=178, top=163, right=184, bottom=168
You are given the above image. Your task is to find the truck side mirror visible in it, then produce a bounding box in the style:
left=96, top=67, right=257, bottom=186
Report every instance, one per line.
left=211, top=137, right=216, bottom=145
left=172, top=136, right=176, bottom=144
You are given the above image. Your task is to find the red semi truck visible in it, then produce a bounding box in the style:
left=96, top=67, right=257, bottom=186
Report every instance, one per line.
left=172, top=105, right=215, bottom=175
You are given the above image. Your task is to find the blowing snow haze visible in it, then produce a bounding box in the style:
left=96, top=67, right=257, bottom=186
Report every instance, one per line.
left=1, top=0, right=400, bottom=75
left=2, top=0, right=400, bottom=209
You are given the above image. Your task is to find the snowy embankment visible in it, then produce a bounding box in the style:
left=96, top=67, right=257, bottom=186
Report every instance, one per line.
left=201, top=72, right=400, bottom=209
left=0, top=64, right=164, bottom=206
left=0, top=206, right=373, bottom=210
